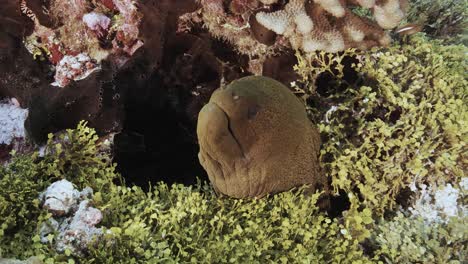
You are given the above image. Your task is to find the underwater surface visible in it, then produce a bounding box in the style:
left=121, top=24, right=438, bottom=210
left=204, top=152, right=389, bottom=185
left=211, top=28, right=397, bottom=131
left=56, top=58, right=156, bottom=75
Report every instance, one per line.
left=0, top=0, right=466, bottom=263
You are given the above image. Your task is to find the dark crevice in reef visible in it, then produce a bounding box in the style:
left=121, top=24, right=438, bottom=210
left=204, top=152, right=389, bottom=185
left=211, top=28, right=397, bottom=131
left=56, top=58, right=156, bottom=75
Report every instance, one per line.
left=326, top=190, right=351, bottom=218
left=113, top=86, right=208, bottom=190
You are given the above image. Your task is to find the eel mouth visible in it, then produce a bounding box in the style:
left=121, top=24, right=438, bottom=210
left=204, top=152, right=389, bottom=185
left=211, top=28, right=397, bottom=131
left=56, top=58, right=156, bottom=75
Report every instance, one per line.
left=206, top=102, right=246, bottom=159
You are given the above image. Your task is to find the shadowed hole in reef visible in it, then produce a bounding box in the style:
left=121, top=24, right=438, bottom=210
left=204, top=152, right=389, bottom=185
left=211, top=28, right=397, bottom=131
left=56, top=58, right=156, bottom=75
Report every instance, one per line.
left=327, top=191, right=351, bottom=218
left=113, top=96, right=208, bottom=190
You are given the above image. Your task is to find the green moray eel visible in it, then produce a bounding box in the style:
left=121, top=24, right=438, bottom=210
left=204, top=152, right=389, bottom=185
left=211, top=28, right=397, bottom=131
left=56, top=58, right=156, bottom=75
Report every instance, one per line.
left=197, top=76, right=326, bottom=198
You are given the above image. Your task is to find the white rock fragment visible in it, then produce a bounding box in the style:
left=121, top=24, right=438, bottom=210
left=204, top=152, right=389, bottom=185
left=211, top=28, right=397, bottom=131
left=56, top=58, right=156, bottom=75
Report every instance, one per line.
left=0, top=99, right=28, bottom=145
left=40, top=180, right=103, bottom=255
left=41, top=179, right=80, bottom=216
left=409, top=179, right=467, bottom=223
left=434, top=184, right=460, bottom=218
left=55, top=200, right=103, bottom=253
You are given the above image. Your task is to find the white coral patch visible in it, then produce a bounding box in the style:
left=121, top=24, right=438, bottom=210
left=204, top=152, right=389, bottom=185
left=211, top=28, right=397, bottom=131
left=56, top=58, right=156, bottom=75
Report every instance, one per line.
left=256, top=11, right=290, bottom=34
left=302, top=37, right=327, bottom=52
left=0, top=99, right=28, bottom=145
left=345, top=25, right=365, bottom=42
left=434, top=184, right=460, bottom=218
left=324, top=32, right=345, bottom=53
left=374, top=0, right=405, bottom=29
left=294, top=11, right=314, bottom=34
left=53, top=53, right=100, bottom=87
left=409, top=180, right=467, bottom=223
left=40, top=180, right=103, bottom=254
left=314, top=0, right=345, bottom=17
left=41, top=179, right=80, bottom=216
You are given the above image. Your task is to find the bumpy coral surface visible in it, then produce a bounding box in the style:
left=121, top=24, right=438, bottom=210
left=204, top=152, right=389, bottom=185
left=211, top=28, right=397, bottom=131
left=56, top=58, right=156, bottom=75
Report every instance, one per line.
left=197, top=76, right=326, bottom=198
left=191, top=0, right=407, bottom=56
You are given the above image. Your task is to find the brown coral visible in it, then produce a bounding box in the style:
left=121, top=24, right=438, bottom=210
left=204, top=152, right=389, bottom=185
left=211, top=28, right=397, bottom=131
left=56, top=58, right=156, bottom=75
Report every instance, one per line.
left=256, top=0, right=406, bottom=52
left=190, top=0, right=406, bottom=57
left=197, top=76, right=326, bottom=198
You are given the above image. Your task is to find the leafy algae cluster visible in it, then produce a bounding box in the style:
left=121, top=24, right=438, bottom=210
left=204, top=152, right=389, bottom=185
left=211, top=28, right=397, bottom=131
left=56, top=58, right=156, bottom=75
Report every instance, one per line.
left=1, top=35, right=467, bottom=264
left=305, top=35, right=467, bottom=214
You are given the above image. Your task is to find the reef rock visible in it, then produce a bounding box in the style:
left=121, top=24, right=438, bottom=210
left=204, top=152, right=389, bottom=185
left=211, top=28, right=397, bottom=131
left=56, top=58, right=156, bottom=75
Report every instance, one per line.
left=197, top=76, right=325, bottom=198
left=0, top=99, right=28, bottom=145
left=39, top=180, right=103, bottom=255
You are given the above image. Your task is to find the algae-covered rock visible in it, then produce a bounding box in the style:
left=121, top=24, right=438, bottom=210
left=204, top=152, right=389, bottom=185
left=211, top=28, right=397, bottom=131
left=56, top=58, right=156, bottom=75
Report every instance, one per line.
left=197, top=76, right=325, bottom=198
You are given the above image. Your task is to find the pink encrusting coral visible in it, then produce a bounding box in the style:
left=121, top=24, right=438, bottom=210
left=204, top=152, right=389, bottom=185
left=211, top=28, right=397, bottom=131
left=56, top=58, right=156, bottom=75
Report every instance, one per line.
left=21, top=0, right=144, bottom=87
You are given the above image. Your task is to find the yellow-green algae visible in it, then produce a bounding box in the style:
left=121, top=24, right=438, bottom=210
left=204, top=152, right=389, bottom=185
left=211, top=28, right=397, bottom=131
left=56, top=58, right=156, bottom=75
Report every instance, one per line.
left=1, top=34, right=467, bottom=263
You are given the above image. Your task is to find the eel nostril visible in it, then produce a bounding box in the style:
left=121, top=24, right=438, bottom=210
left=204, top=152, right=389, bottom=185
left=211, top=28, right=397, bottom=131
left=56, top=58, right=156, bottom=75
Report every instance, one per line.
left=247, top=104, right=259, bottom=120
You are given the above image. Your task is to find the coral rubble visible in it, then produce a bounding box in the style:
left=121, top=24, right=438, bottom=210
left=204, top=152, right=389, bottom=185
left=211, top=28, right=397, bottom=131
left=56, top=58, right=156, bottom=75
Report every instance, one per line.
left=39, top=180, right=103, bottom=255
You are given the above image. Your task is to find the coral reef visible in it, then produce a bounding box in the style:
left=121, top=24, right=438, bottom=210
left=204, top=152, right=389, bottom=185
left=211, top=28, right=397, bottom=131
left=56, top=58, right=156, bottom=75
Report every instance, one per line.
left=52, top=54, right=100, bottom=87
left=20, top=0, right=143, bottom=87
left=0, top=0, right=466, bottom=263
left=370, top=211, right=466, bottom=263
left=190, top=0, right=407, bottom=58
left=197, top=76, right=325, bottom=198
left=1, top=0, right=204, bottom=143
